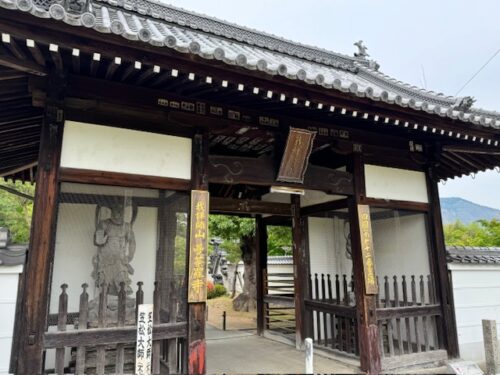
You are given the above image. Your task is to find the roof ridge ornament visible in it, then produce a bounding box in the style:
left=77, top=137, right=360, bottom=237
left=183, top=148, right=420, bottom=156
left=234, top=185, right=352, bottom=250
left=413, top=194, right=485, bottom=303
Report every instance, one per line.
left=453, top=96, right=476, bottom=112
left=353, top=40, right=369, bottom=59
left=354, top=40, right=380, bottom=71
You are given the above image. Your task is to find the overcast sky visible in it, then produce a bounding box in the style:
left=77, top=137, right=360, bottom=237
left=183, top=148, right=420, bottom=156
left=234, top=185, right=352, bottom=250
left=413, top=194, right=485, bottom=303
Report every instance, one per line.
left=166, top=0, right=500, bottom=209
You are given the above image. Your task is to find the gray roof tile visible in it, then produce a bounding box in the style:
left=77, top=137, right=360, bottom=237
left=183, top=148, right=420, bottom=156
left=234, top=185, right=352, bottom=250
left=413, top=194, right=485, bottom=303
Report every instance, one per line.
left=2, top=0, right=500, bottom=129
left=447, top=245, right=500, bottom=264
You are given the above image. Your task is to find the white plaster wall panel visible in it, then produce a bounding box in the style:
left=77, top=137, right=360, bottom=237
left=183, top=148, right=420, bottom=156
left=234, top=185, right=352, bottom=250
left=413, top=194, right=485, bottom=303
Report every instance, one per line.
left=60, top=121, right=192, bottom=180
left=308, top=217, right=352, bottom=341
left=372, top=213, right=435, bottom=347
left=50, top=204, right=158, bottom=314
left=308, top=217, right=336, bottom=279
left=0, top=338, right=14, bottom=375
left=372, top=213, right=430, bottom=281
left=449, top=265, right=500, bottom=363
left=308, top=217, right=352, bottom=280
left=0, top=266, right=22, bottom=374
left=364, top=165, right=428, bottom=203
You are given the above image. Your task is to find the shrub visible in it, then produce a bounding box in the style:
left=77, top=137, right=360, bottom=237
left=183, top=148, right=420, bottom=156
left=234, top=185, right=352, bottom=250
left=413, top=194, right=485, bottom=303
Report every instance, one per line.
left=208, top=284, right=227, bottom=299
left=207, top=280, right=215, bottom=294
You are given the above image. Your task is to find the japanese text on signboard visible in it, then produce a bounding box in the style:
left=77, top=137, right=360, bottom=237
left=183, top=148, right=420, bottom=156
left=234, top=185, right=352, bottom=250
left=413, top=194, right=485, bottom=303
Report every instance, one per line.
left=358, top=205, right=378, bottom=294
left=188, top=190, right=209, bottom=302
left=135, top=304, right=153, bottom=375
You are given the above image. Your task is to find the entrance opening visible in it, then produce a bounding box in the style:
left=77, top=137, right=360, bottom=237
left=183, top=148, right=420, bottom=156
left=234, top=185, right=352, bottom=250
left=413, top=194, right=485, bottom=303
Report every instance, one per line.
left=205, top=190, right=359, bottom=374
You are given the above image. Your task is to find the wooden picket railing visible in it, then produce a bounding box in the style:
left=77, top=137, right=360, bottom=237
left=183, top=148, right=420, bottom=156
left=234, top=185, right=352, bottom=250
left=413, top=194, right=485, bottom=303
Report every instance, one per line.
left=305, top=273, right=358, bottom=357
left=263, top=271, right=295, bottom=337
left=45, top=281, right=187, bottom=374
left=376, top=275, right=443, bottom=359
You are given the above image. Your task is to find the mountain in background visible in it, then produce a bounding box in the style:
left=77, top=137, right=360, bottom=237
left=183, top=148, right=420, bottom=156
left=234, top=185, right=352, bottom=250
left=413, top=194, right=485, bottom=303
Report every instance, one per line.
left=441, top=197, right=500, bottom=224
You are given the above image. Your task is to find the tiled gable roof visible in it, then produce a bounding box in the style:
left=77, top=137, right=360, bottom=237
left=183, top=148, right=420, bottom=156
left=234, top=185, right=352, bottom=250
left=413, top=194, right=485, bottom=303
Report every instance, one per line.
left=1, top=0, right=500, bottom=129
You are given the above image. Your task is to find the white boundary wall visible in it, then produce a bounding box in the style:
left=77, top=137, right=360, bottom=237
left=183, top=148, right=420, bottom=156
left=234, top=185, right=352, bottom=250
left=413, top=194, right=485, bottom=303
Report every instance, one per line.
left=449, top=263, right=500, bottom=364
left=0, top=265, right=22, bottom=375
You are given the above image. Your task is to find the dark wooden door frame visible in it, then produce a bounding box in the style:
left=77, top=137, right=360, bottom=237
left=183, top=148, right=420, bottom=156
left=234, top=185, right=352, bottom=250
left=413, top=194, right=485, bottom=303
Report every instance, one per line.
left=347, top=153, right=382, bottom=374
left=186, top=132, right=209, bottom=375
left=426, top=169, right=460, bottom=358
left=16, top=73, right=66, bottom=375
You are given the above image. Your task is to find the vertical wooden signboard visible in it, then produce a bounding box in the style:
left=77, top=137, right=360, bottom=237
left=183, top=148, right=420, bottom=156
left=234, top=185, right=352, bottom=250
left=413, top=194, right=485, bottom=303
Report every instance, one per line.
left=357, top=204, right=378, bottom=294
left=188, top=190, right=209, bottom=303
left=136, top=304, right=154, bottom=375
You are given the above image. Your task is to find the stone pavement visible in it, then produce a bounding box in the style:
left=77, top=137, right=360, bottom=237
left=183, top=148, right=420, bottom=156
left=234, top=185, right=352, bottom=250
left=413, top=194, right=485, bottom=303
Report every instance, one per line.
left=206, top=324, right=359, bottom=374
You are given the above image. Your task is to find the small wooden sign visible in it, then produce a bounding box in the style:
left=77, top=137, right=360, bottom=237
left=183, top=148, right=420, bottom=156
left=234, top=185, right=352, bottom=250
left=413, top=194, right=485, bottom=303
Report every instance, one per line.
left=447, top=361, right=484, bottom=375
left=357, top=205, right=378, bottom=294
left=135, top=304, right=154, bottom=375
left=188, top=190, right=209, bottom=303
left=277, top=127, right=316, bottom=184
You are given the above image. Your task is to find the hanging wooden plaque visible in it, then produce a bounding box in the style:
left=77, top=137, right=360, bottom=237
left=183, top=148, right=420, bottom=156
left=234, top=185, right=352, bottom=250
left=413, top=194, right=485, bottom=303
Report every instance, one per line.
left=188, top=190, right=209, bottom=303
left=277, top=127, right=316, bottom=184
left=357, top=204, right=378, bottom=295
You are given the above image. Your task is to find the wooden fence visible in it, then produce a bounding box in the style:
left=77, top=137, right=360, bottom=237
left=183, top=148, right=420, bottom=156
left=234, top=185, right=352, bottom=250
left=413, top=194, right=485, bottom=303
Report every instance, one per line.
left=376, top=275, right=442, bottom=358
left=305, top=273, right=358, bottom=356
left=45, top=281, right=187, bottom=374
left=305, top=272, right=443, bottom=362
left=263, top=271, right=295, bottom=337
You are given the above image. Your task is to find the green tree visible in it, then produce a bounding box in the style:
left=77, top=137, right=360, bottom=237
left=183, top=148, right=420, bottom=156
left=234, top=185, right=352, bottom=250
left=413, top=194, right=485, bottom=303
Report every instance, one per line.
left=208, top=215, right=292, bottom=311
left=477, top=219, right=500, bottom=246
left=266, top=225, right=292, bottom=256
left=0, top=181, right=35, bottom=244
left=444, top=219, right=500, bottom=247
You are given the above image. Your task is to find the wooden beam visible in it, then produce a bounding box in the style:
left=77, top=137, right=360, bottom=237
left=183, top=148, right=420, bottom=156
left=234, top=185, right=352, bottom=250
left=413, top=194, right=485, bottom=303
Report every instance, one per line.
left=0, top=184, right=34, bottom=200
left=43, top=322, right=187, bottom=348
left=209, top=155, right=353, bottom=195
left=262, top=215, right=292, bottom=227
left=2, top=33, right=26, bottom=60
left=26, top=40, right=46, bottom=67
left=0, top=53, right=46, bottom=76
left=59, top=167, right=191, bottom=191
left=16, top=73, right=65, bottom=374
left=210, top=197, right=291, bottom=216
left=376, top=304, right=441, bottom=320
left=48, top=44, right=63, bottom=72
left=443, top=144, right=500, bottom=155
left=301, top=198, right=348, bottom=216
left=361, top=197, right=430, bottom=212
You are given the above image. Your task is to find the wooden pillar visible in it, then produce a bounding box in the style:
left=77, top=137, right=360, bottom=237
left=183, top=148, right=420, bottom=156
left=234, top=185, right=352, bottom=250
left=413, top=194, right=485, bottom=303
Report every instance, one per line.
left=256, top=215, right=268, bottom=336
left=348, top=153, right=381, bottom=374
left=187, top=132, right=209, bottom=375
left=426, top=168, right=460, bottom=357
left=156, top=191, right=181, bottom=372
left=292, top=194, right=309, bottom=348
left=17, top=73, right=66, bottom=374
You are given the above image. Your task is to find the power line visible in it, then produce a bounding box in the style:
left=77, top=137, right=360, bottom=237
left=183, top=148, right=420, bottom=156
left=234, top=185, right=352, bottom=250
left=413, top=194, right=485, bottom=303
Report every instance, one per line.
left=420, top=64, right=427, bottom=89
left=455, top=47, right=500, bottom=96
